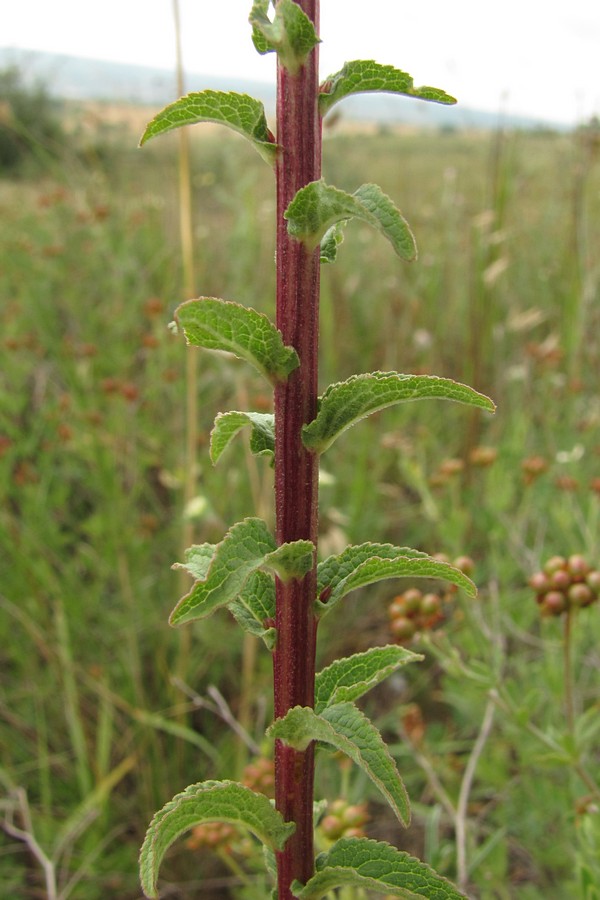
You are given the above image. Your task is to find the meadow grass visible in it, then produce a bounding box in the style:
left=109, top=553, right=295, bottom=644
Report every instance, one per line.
left=1, top=119, right=599, bottom=897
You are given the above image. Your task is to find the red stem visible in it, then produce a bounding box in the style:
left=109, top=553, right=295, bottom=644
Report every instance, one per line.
left=273, top=2, right=321, bottom=896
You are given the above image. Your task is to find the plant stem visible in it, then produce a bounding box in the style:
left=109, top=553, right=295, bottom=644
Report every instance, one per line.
left=273, top=2, right=321, bottom=895
left=563, top=608, right=575, bottom=738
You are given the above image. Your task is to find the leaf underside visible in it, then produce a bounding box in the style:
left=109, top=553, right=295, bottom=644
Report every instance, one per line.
left=210, top=411, right=275, bottom=464
left=291, top=836, right=468, bottom=899
left=175, top=298, right=299, bottom=385
left=139, top=780, right=295, bottom=898
left=303, top=371, right=496, bottom=454
left=228, top=570, right=276, bottom=650
left=140, top=90, right=278, bottom=164
left=319, top=59, right=457, bottom=115
left=285, top=180, right=417, bottom=260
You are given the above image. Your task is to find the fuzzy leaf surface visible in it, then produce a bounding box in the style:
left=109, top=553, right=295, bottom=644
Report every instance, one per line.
left=250, top=0, right=319, bottom=72
left=265, top=540, right=315, bottom=583
left=285, top=181, right=416, bottom=260
left=303, top=371, right=495, bottom=453
left=314, top=645, right=422, bottom=714
left=139, top=779, right=294, bottom=898
left=291, top=837, right=467, bottom=899
left=172, top=520, right=314, bottom=625
left=319, top=222, right=346, bottom=263
left=210, top=411, right=275, bottom=464
left=316, top=544, right=476, bottom=618
left=171, top=518, right=276, bottom=626
left=140, top=91, right=278, bottom=164
left=269, top=703, right=410, bottom=826
left=176, top=298, right=299, bottom=385
left=228, top=571, right=276, bottom=649
left=319, top=60, right=456, bottom=115
left=176, top=543, right=216, bottom=581
left=317, top=543, right=427, bottom=598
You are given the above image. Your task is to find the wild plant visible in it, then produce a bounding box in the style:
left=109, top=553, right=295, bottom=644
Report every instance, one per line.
left=137, top=2, right=494, bottom=897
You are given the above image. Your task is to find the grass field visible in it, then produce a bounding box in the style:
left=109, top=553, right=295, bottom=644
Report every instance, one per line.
left=1, top=110, right=600, bottom=898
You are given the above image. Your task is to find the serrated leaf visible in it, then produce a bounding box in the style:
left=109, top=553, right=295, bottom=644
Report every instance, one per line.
left=140, top=90, right=278, bottom=165
left=303, top=371, right=496, bottom=454
left=269, top=703, right=410, bottom=826
left=291, top=837, right=467, bottom=899
left=315, top=543, right=476, bottom=618
left=176, top=298, right=299, bottom=385
left=170, top=518, right=276, bottom=626
left=319, top=60, right=457, bottom=116
left=250, top=0, right=320, bottom=72
left=139, top=780, right=294, bottom=898
left=314, top=645, right=422, bottom=714
left=285, top=180, right=416, bottom=260
left=175, top=543, right=216, bottom=581
left=319, top=221, right=346, bottom=263
left=317, top=543, right=428, bottom=598
left=171, top=520, right=314, bottom=625
left=265, top=541, right=315, bottom=583
left=210, top=411, right=275, bottom=464
left=228, top=570, right=276, bottom=649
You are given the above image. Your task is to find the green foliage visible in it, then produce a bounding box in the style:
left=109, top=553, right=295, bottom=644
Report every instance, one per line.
left=171, top=517, right=313, bottom=624
left=314, top=646, right=422, bottom=713
left=139, top=780, right=295, bottom=898
left=4, top=106, right=600, bottom=900
left=285, top=179, right=417, bottom=260
left=315, top=542, right=476, bottom=618
left=292, top=837, right=468, bottom=898
left=270, top=702, right=411, bottom=825
left=210, top=410, right=275, bottom=464
left=135, top=3, right=493, bottom=895
left=0, top=66, right=65, bottom=171
left=250, top=0, right=320, bottom=72
left=303, top=372, right=495, bottom=454
left=319, top=60, right=457, bottom=116
left=176, top=297, right=299, bottom=384
left=140, top=90, right=279, bottom=164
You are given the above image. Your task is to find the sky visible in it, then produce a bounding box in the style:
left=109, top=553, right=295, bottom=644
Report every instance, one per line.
left=3, top=0, right=600, bottom=126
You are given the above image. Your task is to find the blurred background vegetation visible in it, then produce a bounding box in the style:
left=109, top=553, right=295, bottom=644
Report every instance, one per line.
left=1, top=66, right=599, bottom=898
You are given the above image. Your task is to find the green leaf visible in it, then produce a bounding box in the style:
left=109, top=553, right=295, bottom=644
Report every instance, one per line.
left=291, top=837, right=467, bottom=899
left=228, top=571, right=277, bottom=650
left=140, top=90, right=278, bottom=165
left=210, top=411, right=275, bottom=464
left=319, top=221, right=346, bottom=263
left=250, top=0, right=320, bottom=73
left=303, top=371, right=496, bottom=454
left=176, top=298, right=299, bottom=385
left=285, top=180, right=416, bottom=260
left=314, top=645, right=422, bottom=714
left=317, top=542, right=427, bottom=598
left=171, top=518, right=275, bottom=626
left=139, top=779, right=295, bottom=898
left=319, top=60, right=457, bottom=116
left=266, top=541, right=315, bottom=583
left=315, top=542, right=476, bottom=618
left=171, top=519, right=315, bottom=625
left=176, top=543, right=216, bottom=581
left=269, top=703, right=410, bottom=826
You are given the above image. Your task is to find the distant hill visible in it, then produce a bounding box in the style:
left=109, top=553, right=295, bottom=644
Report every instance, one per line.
left=0, top=47, right=566, bottom=132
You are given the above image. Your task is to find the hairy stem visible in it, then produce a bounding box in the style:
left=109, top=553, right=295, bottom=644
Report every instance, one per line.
left=273, top=2, right=321, bottom=895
